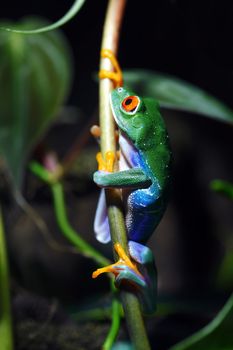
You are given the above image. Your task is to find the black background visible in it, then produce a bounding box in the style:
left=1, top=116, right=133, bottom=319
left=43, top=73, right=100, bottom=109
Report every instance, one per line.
left=1, top=1, right=233, bottom=349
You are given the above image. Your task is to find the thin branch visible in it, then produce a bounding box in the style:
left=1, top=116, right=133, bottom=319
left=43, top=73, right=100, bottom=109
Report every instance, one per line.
left=50, top=181, right=110, bottom=267
left=29, top=161, right=110, bottom=267
left=30, top=160, right=122, bottom=347
left=103, top=293, right=122, bottom=350
left=99, top=1, right=151, bottom=349
left=59, top=113, right=97, bottom=177
left=0, top=207, right=14, bottom=350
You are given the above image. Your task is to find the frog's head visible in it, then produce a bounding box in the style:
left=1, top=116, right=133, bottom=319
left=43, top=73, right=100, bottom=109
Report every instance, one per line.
left=110, top=87, right=162, bottom=150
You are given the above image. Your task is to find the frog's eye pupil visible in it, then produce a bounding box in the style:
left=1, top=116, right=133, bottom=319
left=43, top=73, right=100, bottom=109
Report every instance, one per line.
left=122, top=96, right=140, bottom=113
left=125, top=98, right=132, bottom=105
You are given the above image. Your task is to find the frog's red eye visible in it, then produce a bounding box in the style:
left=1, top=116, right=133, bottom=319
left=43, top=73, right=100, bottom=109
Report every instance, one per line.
left=122, top=96, right=140, bottom=113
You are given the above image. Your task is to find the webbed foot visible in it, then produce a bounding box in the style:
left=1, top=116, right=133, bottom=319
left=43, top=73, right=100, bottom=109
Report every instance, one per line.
left=127, top=241, right=157, bottom=314
left=90, top=125, right=119, bottom=143
left=92, top=241, right=157, bottom=314
left=99, top=49, right=123, bottom=87
left=92, top=242, right=143, bottom=279
left=96, top=151, right=115, bottom=172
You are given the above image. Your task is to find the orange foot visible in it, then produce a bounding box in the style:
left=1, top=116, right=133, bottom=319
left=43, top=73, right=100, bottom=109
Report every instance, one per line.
left=96, top=151, right=115, bottom=172
left=92, top=242, right=143, bottom=281
left=90, top=125, right=119, bottom=142
left=90, top=125, right=101, bottom=138
left=99, top=49, right=123, bottom=87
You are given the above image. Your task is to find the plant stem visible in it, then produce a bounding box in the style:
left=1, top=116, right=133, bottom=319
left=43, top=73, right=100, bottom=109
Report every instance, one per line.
left=72, top=305, right=122, bottom=322
left=51, top=180, right=123, bottom=346
left=51, top=178, right=123, bottom=349
left=30, top=160, right=110, bottom=267
left=50, top=181, right=110, bottom=267
left=103, top=295, right=122, bottom=350
left=170, top=292, right=233, bottom=350
left=30, top=160, right=122, bottom=347
left=0, top=207, right=14, bottom=350
left=99, top=1, right=151, bottom=349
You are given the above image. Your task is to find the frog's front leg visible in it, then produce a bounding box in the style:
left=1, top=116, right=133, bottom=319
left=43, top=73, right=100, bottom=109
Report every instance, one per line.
left=92, top=241, right=157, bottom=314
left=94, top=167, right=152, bottom=189
left=93, top=168, right=151, bottom=243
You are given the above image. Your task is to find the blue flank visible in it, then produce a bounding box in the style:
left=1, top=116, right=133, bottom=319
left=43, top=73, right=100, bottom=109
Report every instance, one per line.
left=125, top=152, right=164, bottom=243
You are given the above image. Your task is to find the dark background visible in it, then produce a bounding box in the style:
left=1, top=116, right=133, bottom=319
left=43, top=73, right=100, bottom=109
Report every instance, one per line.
left=1, top=1, right=233, bottom=349
left=3, top=0, right=233, bottom=111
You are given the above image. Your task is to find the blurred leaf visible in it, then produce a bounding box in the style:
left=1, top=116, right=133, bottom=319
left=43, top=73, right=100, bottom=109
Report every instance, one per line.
left=0, top=18, right=72, bottom=187
left=210, top=179, right=233, bottom=288
left=217, top=248, right=233, bottom=289
left=210, top=180, right=233, bottom=200
left=124, top=70, right=233, bottom=123
left=0, top=0, right=86, bottom=34
left=68, top=147, right=97, bottom=178
left=170, top=293, right=233, bottom=350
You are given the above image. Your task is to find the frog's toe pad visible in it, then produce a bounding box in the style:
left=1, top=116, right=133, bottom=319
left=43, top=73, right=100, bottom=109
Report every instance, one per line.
left=115, top=268, right=146, bottom=289
left=128, top=241, right=154, bottom=265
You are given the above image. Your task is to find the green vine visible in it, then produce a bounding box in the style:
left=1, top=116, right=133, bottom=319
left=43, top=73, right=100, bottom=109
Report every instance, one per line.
left=29, top=160, right=121, bottom=349
left=0, top=0, right=86, bottom=34
left=0, top=208, right=13, bottom=350
left=98, top=1, right=151, bottom=349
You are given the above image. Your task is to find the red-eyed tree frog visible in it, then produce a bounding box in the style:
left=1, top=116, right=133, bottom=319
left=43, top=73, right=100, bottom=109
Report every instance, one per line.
left=92, top=50, right=171, bottom=314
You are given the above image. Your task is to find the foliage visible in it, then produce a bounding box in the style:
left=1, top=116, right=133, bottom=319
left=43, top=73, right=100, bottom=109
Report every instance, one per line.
left=0, top=0, right=86, bottom=34
left=0, top=17, right=72, bottom=187
left=124, top=70, right=233, bottom=123
left=0, top=2, right=232, bottom=350
left=170, top=293, right=233, bottom=350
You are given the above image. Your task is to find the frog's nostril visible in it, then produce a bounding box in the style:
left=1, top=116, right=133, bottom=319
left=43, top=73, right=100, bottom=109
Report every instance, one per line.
left=118, top=87, right=123, bottom=93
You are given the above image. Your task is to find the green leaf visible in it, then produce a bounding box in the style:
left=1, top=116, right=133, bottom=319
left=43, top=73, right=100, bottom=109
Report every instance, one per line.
left=0, top=18, right=72, bottom=187
left=170, top=293, right=233, bottom=350
left=124, top=70, right=233, bottom=123
left=216, top=249, right=233, bottom=289
left=210, top=180, right=233, bottom=200
left=0, top=0, right=86, bottom=34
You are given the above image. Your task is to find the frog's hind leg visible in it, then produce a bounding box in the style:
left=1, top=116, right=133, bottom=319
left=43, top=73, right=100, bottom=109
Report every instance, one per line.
left=128, top=241, right=157, bottom=315
left=94, top=189, right=111, bottom=243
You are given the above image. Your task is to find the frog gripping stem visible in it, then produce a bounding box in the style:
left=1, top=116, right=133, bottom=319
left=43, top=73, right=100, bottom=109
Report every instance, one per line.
left=96, top=151, right=115, bottom=172
left=92, top=242, right=143, bottom=279
left=93, top=86, right=171, bottom=313
left=92, top=242, right=157, bottom=314
left=99, top=49, right=123, bottom=87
